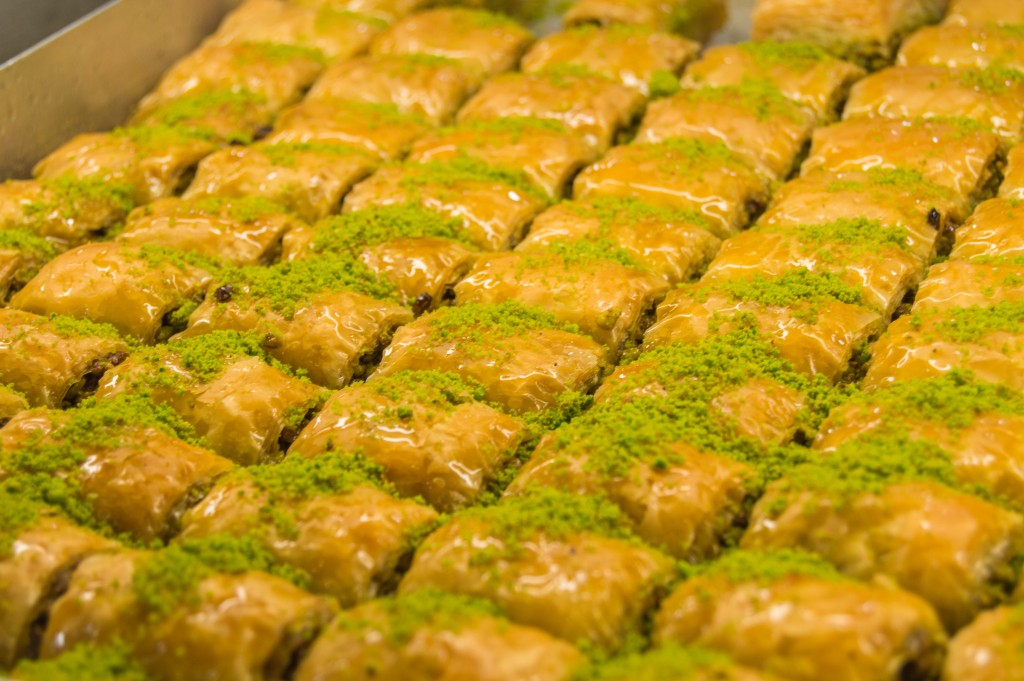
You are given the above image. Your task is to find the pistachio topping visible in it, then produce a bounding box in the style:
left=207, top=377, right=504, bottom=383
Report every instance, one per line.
left=333, top=589, right=504, bottom=645
left=572, top=644, right=737, bottom=681
left=682, top=548, right=845, bottom=583
left=311, top=203, right=475, bottom=255
left=13, top=643, right=151, bottom=681
left=213, top=255, right=399, bottom=318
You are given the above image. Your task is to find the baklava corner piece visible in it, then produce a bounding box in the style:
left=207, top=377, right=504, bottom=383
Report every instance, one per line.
left=751, top=0, right=947, bottom=69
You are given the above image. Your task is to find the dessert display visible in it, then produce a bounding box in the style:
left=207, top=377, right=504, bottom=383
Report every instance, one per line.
left=4, top=0, right=1024, bottom=680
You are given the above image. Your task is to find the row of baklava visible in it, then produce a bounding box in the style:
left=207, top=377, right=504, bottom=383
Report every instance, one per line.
left=747, top=0, right=1024, bottom=677
left=0, top=2, right=805, bottom=681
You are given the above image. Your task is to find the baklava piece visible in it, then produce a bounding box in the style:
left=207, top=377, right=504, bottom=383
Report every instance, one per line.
left=654, top=550, right=946, bottom=681
left=400, top=490, right=676, bottom=651
left=505, top=407, right=753, bottom=562
left=643, top=273, right=884, bottom=381
left=179, top=454, right=438, bottom=606
left=308, top=55, right=474, bottom=126
left=0, top=177, right=134, bottom=247
left=751, top=0, right=947, bottom=68
left=34, top=127, right=216, bottom=204
left=40, top=546, right=335, bottom=681
left=343, top=159, right=548, bottom=251
left=945, top=605, right=1024, bottom=681
left=0, top=385, right=27, bottom=424
left=117, top=197, right=300, bottom=266
left=454, top=242, right=670, bottom=351
left=184, top=142, right=378, bottom=222
left=863, top=302, right=1024, bottom=391
left=742, top=433, right=1024, bottom=631
left=0, top=495, right=118, bottom=669
left=291, top=371, right=524, bottom=512
left=0, top=230, right=57, bottom=302
left=595, top=329, right=832, bottom=446
left=518, top=198, right=720, bottom=285
left=682, top=42, right=864, bottom=122
left=176, top=256, right=411, bottom=389
left=636, top=80, right=816, bottom=180
left=457, top=69, right=645, bottom=153
left=290, top=0, right=430, bottom=23
left=573, top=139, right=771, bottom=239
left=844, top=66, right=1024, bottom=146
left=294, top=590, right=583, bottom=681
left=702, top=218, right=926, bottom=317
left=210, top=0, right=386, bottom=60
left=374, top=302, right=609, bottom=414
left=802, top=117, right=1002, bottom=207
left=0, top=310, right=130, bottom=409
left=268, top=100, right=431, bottom=161
left=950, top=197, right=1024, bottom=260
left=10, top=243, right=214, bottom=343
left=816, top=372, right=1024, bottom=507
left=135, top=42, right=325, bottom=120
left=95, top=331, right=324, bottom=465
left=914, top=259, right=1024, bottom=312
left=1000, top=144, right=1024, bottom=199
left=370, top=8, right=533, bottom=85
left=898, top=23, right=1024, bottom=72
left=564, top=0, right=728, bottom=44
left=521, top=25, right=699, bottom=96
left=283, top=204, right=477, bottom=310
left=0, top=396, right=233, bottom=542
left=944, top=0, right=1024, bottom=28
left=759, top=169, right=956, bottom=261
left=407, top=118, right=597, bottom=200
